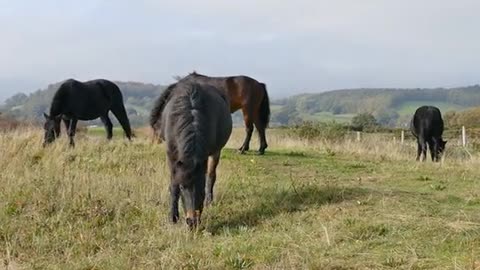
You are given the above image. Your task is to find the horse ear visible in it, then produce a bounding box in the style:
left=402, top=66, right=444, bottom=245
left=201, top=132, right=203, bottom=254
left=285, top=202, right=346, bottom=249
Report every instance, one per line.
left=43, top=113, right=50, bottom=119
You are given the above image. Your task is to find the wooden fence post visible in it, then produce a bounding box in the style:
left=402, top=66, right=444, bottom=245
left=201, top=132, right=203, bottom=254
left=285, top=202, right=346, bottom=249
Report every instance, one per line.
left=462, top=126, right=466, bottom=147
left=356, top=131, right=361, bottom=142
left=401, top=130, right=405, bottom=144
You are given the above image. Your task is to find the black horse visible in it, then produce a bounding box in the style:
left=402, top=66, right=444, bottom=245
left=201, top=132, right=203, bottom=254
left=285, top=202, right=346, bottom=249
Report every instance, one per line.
left=410, top=106, right=447, bottom=162
left=43, top=79, right=132, bottom=147
left=150, top=81, right=232, bottom=228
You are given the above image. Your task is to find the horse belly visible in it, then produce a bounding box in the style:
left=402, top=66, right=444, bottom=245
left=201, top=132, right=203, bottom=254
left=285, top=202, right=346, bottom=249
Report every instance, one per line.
left=226, top=88, right=242, bottom=113
left=230, top=102, right=242, bottom=113
left=66, top=100, right=108, bottom=121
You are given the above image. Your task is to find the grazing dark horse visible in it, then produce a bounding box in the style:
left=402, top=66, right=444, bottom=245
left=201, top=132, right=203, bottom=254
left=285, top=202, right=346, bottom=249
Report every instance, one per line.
left=176, top=72, right=270, bottom=155
left=43, top=79, right=133, bottom=147
left=150, top=81, right=232, bottom=229
left=410, top=106, right=447, bottom=162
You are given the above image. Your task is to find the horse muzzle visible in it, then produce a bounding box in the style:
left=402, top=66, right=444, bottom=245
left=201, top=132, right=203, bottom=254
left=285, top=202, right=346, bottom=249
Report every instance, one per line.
left=185, top=210, right=201, bottom=229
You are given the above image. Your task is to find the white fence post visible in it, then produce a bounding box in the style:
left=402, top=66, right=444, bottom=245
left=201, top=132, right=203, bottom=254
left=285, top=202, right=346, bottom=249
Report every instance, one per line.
left=356, top=131, right=361, bottom=142
left=401, top=130, right=405, bottom=144
left=462, top=126, right=466, bottom=147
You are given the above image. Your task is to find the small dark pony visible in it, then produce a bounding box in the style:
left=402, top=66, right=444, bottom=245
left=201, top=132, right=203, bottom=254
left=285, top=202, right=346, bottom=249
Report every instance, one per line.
left=154, top=72, right=270, bottom=154
left=150, top=81, right=232, bottom=228
left=43, top=79, right=132, bottom=147
left=410, top=106, right=447, bottom=162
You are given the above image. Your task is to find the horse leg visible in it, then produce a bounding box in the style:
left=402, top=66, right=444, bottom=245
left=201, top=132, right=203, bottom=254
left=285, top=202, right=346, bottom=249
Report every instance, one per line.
left=170, top=183, right=181, bottom=223
left=68, top=119, right=78, bottom=147
left=63, top=119, right=71, bottom=135
left=253, top=119, right=268, bottom=155
left=54, top=118, right=62, bottom=138
left=239, top=108, right=254, bottom=154
left=111, top=105, right=133, bottom=140
left=420, top=138, right=427, bottom=162
left=100, top=114, right=113, bottom=140
left=428, top=139, right=436, bottom=162
left=205, top=151, right=221, bottom=205
left=416, top=140, right=422, bottom=161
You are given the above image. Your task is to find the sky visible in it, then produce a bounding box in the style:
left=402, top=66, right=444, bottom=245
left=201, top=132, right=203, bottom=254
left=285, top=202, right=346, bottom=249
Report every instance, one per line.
left=1, top=0, right=480, bottom=101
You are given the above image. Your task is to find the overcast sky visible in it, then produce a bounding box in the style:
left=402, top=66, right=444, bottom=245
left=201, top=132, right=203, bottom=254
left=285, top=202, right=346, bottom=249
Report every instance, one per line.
left=1, top=0, right=479, bottom=101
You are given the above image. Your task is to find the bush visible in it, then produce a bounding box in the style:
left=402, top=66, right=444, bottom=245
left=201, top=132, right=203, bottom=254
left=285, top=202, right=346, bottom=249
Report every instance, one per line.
left=289, top=121, right=349, bottom=141
left=351, top=113, right=378, bottom=131
left=0, top=113, right=27, bottom=131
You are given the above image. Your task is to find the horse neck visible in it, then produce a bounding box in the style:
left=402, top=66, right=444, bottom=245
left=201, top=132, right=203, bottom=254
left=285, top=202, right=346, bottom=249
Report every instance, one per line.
left=49, top=96, right=63, bottom=116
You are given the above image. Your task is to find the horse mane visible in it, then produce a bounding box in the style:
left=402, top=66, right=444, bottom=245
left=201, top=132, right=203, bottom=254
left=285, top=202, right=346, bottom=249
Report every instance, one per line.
left=149, top=83, right=177, bottom=129
left=188, top=71, right=207, bottom=78
left=169, top=83, right=208, bottom=185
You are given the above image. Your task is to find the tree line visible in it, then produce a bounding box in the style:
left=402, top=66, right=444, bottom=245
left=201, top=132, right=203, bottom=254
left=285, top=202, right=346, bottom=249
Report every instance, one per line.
left=2, top=82, right=480, bottom=128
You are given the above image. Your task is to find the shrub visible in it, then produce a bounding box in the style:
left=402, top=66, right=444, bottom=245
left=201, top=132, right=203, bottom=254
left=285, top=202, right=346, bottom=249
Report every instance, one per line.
left=0, top=113, right=24, bottom=131
left=289, top=121, right=348, bottom=141
left=351, top=113, right=378, bottom=131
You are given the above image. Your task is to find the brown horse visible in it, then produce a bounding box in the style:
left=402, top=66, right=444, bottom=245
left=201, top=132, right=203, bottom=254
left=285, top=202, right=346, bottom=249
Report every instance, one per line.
left=179, top=72, right=270, bottom=155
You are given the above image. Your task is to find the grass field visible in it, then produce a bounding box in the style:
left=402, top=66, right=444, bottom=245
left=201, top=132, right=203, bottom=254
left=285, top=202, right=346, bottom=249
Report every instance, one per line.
left=1, top=128, right=480, bottom=269
left=86, top=126, right=125, bottom=137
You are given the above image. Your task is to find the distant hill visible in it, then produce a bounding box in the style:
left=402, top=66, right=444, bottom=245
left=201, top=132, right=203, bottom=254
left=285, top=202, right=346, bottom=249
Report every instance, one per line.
left=1, top=80, right=166, bottom=126
left=2, top=81, right=480, bottom=128
left=272, top=85, right=480, bottom=127
left=0, top=80, right=246, bottom=127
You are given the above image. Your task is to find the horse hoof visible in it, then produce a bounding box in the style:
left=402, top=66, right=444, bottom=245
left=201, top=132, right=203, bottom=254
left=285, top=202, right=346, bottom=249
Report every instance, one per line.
left=238, top=146, right=249, bottom=152
left=170, top=215, right=179, bottom=224
left=205, top=197, right=213, bottom=206
left=257, top=151, right=265, bottom=155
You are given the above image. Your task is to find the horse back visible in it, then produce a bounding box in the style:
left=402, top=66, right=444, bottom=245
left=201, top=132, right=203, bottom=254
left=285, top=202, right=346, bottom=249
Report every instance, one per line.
left=182, top=73, right=266, bottom=113
left=203, top=86, right=233, bottom=151
left=161, top=83, right=232, bottom=156
left=52, top=79, right=121, bottom=120
left=225, top=76, right=266, bottom=112
left=411, top=106, right=444, bottom=138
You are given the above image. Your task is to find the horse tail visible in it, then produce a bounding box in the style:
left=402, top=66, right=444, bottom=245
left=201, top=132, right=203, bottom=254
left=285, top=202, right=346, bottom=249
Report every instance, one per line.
left=107, top=82, right=134, bottom=139
left=259, top=83, right=270, bottom=128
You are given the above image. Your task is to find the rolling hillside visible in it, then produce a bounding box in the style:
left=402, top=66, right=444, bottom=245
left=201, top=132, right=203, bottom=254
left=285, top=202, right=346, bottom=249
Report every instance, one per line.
left=272, top=85, right=480, bottom=126
left=2, top=82, right=480, bottom=127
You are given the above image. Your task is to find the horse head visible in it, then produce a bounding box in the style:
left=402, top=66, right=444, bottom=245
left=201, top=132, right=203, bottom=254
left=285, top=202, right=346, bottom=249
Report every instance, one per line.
left=42, top=113, right=61, bottom=147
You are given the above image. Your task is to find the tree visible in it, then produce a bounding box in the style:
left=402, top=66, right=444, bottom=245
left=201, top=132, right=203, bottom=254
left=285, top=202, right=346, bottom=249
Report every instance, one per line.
left=4, top=93, right=28, bottom=108
left=351, top=113, right=378, bottom=131
left=375, top=109, right=399, bottom=127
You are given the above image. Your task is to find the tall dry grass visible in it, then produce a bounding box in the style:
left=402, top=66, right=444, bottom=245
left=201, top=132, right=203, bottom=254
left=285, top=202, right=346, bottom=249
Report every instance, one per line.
left=227, top=127, right=480, bottom=164
left=1, top=127, right=479, bottom=269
